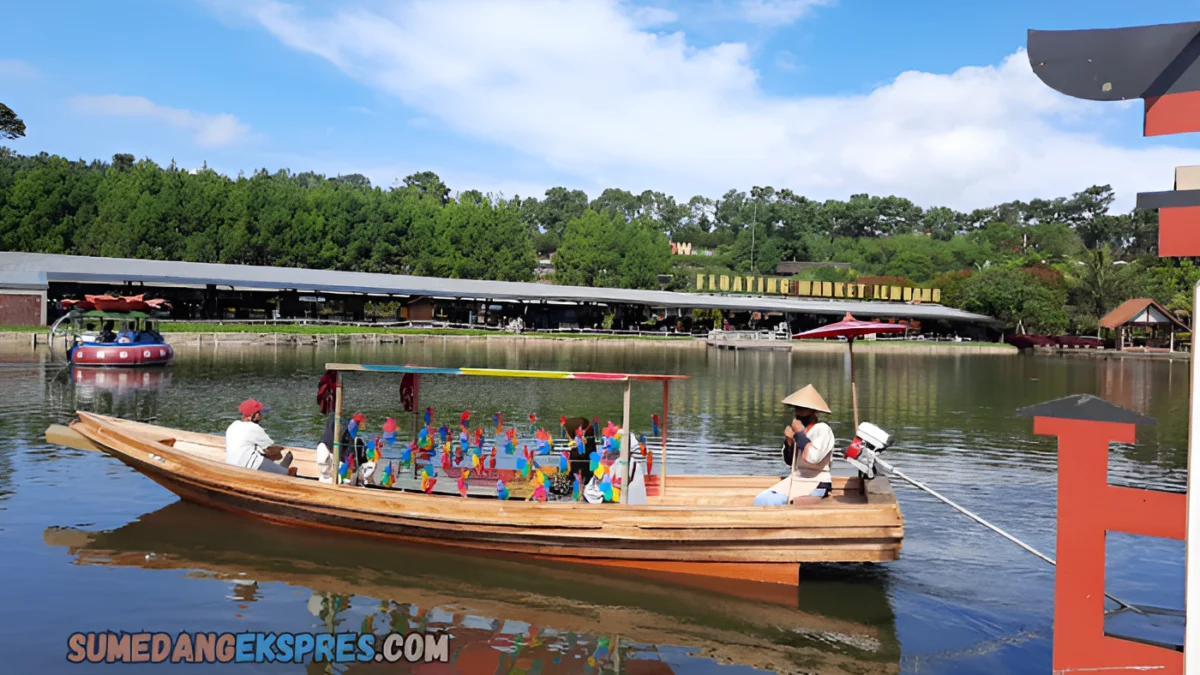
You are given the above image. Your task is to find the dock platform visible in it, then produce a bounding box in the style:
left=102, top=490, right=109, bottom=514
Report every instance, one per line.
left=706, top=340, right=792, bottom=352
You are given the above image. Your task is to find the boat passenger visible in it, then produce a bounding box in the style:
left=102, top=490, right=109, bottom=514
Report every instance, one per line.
left=116, top=322, right=137, bottom=344
left=136, top=321, right=163, bottom=344
left=225, top=399, right=296, bottom=476
left=753, top=385, right=835, bottom=506
left=315, top=415, right=337, bottom=484
left=99, top=321, right=117, bottom=343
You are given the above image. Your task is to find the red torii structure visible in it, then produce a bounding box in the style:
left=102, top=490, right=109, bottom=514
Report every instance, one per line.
left=1027, top=19, right=1199, bottom=674
left=1017, top=396, right=1182, bottom=674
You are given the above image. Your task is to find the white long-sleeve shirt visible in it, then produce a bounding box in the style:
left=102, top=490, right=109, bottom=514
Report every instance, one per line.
left=225, top=420, right=274, bottom=470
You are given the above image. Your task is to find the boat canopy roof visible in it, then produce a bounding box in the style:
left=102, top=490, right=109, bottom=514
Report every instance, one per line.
left=73, top=309, right=153, bottom=320
left=325, top=363, right=688, bottom=382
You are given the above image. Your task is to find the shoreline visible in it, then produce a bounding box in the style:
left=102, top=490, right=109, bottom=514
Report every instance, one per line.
left=0, top=328, right=1014, bottom=354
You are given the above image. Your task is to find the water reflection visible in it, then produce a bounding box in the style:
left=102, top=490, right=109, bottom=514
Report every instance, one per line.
left=7, top=340, right=1191, bottom=674
left=44, top=501, right=901, bottom=674
left=46, top=365, right=172, bottom=420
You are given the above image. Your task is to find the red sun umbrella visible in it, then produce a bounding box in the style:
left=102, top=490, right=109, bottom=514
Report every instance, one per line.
left=793, top=313, right=908, bottom=428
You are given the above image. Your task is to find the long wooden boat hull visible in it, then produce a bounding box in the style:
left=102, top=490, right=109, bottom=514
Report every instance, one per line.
left=68, top=412, right=903, bottom=586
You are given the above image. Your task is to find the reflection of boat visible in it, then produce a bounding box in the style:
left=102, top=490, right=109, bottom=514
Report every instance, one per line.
left=43, top=500, right=901, bottom=674
left=71, top=366, right=171, bottom=394
left=63, top=362, right=903, bottom=587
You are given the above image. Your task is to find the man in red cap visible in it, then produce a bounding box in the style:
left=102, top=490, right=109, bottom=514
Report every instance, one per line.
left=224, top=399, right=295, bottom=476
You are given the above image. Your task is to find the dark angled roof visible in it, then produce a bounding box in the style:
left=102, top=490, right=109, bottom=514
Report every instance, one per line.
left=1016, top=394, right=1156, bottom=425
left=1027, top=21, right=1200, bottom=101
left=0, top=252, right=1000, bottom=325
left=1099, top=298, right=1189, bottom=331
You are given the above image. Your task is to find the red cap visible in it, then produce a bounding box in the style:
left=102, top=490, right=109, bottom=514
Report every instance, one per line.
left=239, top=399, right=264, bottom=417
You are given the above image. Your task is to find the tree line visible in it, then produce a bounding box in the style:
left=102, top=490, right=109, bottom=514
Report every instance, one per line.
left=0, top=146, right=1194, bottom=334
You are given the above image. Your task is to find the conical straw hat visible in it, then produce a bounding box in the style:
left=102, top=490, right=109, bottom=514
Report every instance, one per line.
left=781, top=385, right=830, bottom=413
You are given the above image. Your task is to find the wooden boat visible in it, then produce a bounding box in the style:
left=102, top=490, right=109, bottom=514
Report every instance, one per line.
left=43, top=500, right=901, bottom=674
left=59, top=363, right=904, bottom=586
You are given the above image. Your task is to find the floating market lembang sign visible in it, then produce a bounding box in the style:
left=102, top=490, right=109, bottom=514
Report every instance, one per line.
left=693, top=274, right=941, bottom=304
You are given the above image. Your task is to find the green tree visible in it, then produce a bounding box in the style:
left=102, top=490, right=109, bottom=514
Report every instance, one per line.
left=955, top=267, right=1069, bottom=334
left=435, top=197, right=536, bottom=281
left=0, top=103, right=25, bottom=140
left=553, top=210, right=670, bottom=288
left=552, top=210, right=624, bottom=287
left=401, top=171, right=450, bottom=205
left=1069, top=246, right=1144, bottom=320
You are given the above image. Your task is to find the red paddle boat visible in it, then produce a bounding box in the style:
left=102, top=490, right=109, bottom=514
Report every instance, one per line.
left=50, top=300, right=175, bottom=368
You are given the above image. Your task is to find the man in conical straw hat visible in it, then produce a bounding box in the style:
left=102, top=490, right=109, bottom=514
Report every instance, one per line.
left=753, top=385, right=837, bottom=506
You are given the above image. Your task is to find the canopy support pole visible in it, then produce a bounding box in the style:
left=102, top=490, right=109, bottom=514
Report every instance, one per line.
left=849, top=336, right=860, bottom=430
left=620, top=379, right=632, bottom=504
left=661, top=380, right=669, bottom=494
left=332, top=381, right=344, bottom=485
left=410, top=374, right=421, bottom=442
left=1186, top=279, right=1200, bottom=655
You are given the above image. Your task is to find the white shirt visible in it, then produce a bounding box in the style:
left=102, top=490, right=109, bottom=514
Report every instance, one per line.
left=795, top=422, right=835, bottom=483
left=316, top=443, right=334, bottom=483
left=225, top=420, right=274, bottom=470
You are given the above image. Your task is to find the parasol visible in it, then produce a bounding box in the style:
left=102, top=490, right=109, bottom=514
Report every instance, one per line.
left=793, top=313, right=907, bottom=428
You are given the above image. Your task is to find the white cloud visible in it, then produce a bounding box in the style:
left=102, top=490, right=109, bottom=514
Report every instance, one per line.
left=775, top=49, right=799, bottom=72
left=230, top=0, right=1200, bottom=211
left=0, top=59, right=39, bottom=79
left=736, top=0, right=832, bottom=25
left=629, top=5, right=677, bottom=27
left=69, top=94, right=251, bottom=147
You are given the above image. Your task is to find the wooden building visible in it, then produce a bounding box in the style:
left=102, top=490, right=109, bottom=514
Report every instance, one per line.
left=1098, top=298, right=1189, bottom=352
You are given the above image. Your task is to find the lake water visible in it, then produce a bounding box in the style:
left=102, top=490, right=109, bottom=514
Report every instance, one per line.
left=0, top=340, right=1188, bottom=674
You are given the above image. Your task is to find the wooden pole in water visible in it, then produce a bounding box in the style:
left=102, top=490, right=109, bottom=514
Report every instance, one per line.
left=849, top=336, right=859, bottom=430
left=332, top=381, right=344, bottom=485
left=619, top=379, right=632, bottom=504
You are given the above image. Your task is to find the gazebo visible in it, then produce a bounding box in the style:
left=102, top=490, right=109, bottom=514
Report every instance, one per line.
left=1098, top=298, right=1190, bottom=352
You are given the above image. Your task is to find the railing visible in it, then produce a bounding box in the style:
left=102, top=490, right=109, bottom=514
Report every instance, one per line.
left=707, top=327, right=791, bottom=342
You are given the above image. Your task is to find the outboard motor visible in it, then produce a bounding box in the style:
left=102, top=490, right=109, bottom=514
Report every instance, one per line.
left=843, top=422, right=892, bottom=479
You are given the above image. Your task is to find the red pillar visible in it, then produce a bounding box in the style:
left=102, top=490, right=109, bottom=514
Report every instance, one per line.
left=1021, top=396, right=1182, bottom=674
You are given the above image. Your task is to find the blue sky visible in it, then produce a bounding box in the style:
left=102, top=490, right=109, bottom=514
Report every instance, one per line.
left=2, top=0, right=1198, bottom=211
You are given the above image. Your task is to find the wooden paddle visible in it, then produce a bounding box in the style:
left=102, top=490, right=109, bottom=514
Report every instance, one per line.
left=45, top=424, right=105, bottom=452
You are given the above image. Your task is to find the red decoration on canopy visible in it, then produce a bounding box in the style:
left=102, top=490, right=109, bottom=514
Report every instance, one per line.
left=400, top=373, right=417, bottom=412
left=317, top=370, right=339, bottom=415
